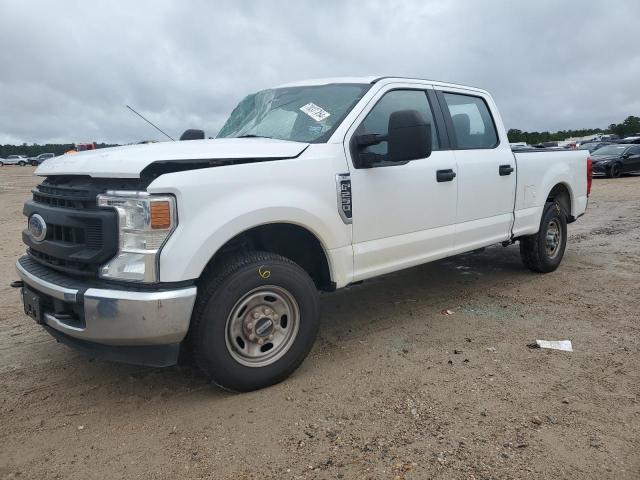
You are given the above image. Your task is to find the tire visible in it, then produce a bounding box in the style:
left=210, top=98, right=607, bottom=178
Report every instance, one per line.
left=0, top=161, right=4, bottom=167
left=608, top=163, right=622, bottom=178
left=190, top=251, right=319, bottom=392
left=18, top=161, right=26, bottom=166
left=31, top=161, right=38, bottom=166
left=519, top=201, right=567, bottom=273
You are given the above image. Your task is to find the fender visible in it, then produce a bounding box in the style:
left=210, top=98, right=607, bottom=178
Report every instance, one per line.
left=147, top=147, right=352, bottom=284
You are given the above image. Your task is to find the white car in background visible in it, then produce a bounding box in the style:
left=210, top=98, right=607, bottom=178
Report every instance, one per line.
left=0, top=155, right=29, bottom=166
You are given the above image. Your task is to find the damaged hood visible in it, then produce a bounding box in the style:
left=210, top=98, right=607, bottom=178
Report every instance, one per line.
left=36, top=138, right=309, bottom=178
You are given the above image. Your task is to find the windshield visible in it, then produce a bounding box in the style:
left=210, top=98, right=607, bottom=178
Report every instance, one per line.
left=593, top=145, right=627, bottom=155
left=217, top=84, right=371, bottom=143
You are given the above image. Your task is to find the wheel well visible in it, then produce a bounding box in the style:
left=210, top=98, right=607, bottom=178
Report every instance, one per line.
left=547, top=183, right=573, bottom=222
left=203, top=223, right=333, bottom=290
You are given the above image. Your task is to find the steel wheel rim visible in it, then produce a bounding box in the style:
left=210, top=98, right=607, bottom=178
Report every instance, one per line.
left=224, top=285, right=300, bottom=368
left=544, top=219, right=562, bottom=259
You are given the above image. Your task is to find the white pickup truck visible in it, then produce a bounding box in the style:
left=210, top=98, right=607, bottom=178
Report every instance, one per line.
left=15, top=77, right=591, bottom=391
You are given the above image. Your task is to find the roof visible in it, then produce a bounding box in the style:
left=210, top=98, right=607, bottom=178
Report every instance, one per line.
left=276, top=76, right=487, bottom=94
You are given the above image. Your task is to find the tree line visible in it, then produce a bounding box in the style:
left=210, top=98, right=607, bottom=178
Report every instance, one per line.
left=2, top=115, right=639, bottom=156
left=507, top=115, right=640, bottom=145
left=0, top=143, right=118, bottom=158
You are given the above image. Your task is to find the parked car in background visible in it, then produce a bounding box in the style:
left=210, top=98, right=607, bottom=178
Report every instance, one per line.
left=28, top=153, right=56, bottom=166
left=591, top=144, right=640, bottom=177
left=0, top=155, right=29, bottom=166
left=578, top=141, right=611, bottom=153
left=618, top=136, right=640, bottom=144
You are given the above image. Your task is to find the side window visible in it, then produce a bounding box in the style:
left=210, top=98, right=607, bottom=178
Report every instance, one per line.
left=628, top=146, right=640, bottom=155
left=442, top=92, right=498, bottom=149
left=356, top=90, right=439, bottom=157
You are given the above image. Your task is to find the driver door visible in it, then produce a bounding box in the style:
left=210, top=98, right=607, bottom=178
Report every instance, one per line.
left=344, top=84, right=458, bottom=281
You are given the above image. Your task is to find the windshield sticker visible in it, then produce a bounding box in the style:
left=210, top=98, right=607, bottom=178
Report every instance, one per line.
left=300, top=103, right=331, bottom=122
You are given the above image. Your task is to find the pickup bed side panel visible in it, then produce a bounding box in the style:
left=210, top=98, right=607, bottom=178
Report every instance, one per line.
left=512, top=150, right=588, bottom=237
left=148, top=144, right=354, bottom=287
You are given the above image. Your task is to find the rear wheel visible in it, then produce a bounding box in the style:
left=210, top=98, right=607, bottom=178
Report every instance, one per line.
left=18, top=161, right=26, bottom=166
left=608, top=163, right=622, bottom=178
left=190, top=251, right=319, bottom=392
left=31, top=161, right=38, bottom=166
left=520, top=201, right=567, bottom=273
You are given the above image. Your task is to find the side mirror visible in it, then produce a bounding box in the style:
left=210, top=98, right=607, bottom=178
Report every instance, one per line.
left=179, top=129, right=205, bottom=141
left=387, top=110, right=432, bottom=162
left=353, top=110, right=432, bottom=167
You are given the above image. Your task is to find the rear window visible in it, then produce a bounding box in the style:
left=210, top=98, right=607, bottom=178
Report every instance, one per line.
left=442, top=93, right=499, bottom=149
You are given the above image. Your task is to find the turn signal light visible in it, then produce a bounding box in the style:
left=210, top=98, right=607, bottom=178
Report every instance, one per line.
left=150, top=201, right=172, bottom=229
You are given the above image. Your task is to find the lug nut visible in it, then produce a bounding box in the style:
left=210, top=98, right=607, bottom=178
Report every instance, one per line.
left=247, top=322, right=254, bottom=329
left=264, top=308, right=272, bottom=315
left=249, top=333, right=256, bottom=341
left=253, top=312, right=260, bottom=319
left=258, top=338, right=264, bottom=345
left=268, top=334, right=274, bottom=341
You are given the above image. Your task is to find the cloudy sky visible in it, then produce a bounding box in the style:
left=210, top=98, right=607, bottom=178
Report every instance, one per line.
left=1, top=0, right=639, bottom=144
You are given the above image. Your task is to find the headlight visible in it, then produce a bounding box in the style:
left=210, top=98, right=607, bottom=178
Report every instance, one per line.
left=97, top=191, right=177, bottom=282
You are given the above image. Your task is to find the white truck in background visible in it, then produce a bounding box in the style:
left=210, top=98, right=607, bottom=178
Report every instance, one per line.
left=15, top=76, right=591, bottom=391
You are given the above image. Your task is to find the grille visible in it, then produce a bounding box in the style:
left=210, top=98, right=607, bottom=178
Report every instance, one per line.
left=24, top=176, right=134, bottom=277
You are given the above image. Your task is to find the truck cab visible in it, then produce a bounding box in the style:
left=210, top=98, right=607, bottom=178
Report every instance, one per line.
left=15, top=77, right=590, bottom=391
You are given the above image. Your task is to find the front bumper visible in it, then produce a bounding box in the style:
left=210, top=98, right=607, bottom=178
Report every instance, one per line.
left=591, top=162, right=610, bottom=174
left=16, top=256, right=197, bottom=366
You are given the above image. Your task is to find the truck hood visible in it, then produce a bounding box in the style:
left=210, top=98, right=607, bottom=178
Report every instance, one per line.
left=36, top=138, right=309, bottom=178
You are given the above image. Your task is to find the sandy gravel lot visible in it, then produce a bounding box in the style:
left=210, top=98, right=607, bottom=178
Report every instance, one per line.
left=0, top=167, right=638, bottom=479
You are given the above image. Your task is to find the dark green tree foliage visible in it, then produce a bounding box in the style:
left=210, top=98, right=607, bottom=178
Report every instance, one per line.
left=0, top=143, right=118, bottom=158
left=507, top=116, right=640, bottom=144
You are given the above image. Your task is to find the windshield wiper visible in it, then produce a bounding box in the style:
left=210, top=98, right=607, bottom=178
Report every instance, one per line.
left=237, top=134, right=273, bottom=139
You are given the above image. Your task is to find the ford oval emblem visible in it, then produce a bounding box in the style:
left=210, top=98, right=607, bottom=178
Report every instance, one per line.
left=28, top=214, right=47, bottom=242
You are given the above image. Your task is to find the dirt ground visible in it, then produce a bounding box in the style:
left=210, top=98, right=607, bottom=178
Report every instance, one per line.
left=0, top=167, right=638, bottom=480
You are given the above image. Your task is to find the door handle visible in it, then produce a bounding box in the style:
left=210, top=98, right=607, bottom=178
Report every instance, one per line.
left=499, top=164, right=514, bottom=176
left=436, top=169, right=456, bottom=182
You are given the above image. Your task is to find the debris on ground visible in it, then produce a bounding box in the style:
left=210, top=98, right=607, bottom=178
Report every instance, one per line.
left=486, top=347, right=497, bottom=353
left=528, top=340, right=573, bottom=352
left=441, top=309, right=455, bottom=315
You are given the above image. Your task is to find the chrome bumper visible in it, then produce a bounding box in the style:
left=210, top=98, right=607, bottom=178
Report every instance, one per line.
left=16, top=259, right=197, bottom=346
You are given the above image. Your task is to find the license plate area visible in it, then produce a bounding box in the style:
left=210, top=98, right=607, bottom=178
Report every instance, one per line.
left=23, top=287, right=43, bottom=324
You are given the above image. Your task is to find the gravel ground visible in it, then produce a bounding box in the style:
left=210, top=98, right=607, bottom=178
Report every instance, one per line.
left=0, top=167, right=638, bottom=479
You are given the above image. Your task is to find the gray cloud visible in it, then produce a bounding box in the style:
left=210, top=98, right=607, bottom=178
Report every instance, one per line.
left=1, top=0, right=639, bottom=144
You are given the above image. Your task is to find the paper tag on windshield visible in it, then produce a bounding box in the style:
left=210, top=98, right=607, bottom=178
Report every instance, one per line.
left=300, top=103, right=331, bottom=122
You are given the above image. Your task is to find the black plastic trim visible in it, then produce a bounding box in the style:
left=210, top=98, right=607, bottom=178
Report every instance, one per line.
left=43, top=326, right=180, bottom=367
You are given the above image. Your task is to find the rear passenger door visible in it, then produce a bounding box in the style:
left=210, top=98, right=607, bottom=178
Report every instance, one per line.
left=436, top=90, right=516, bottom=253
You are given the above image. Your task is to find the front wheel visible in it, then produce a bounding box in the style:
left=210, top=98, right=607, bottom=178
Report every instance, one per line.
left=190, top=251, right=320, bottom=392
left=18, top=161, right=26, bottom=166
left=519, top=201, right=567, bottom=273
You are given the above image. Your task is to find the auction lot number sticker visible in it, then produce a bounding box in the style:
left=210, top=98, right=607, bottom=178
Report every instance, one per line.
left=300, top=103, right=331, bottom=122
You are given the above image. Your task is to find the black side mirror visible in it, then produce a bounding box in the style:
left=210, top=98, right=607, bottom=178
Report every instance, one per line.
left=353, top=109, right=431, bottom=168
left=180, top=129, right=205, bottom=141
left=386, top=110, right=432, bottom=163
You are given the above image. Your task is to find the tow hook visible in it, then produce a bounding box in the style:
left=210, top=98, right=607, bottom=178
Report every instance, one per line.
left=10, top=280, right=24, bottom=289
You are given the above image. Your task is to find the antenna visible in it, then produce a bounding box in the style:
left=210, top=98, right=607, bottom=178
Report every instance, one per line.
left=125, top=105, right=175, bottom=141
